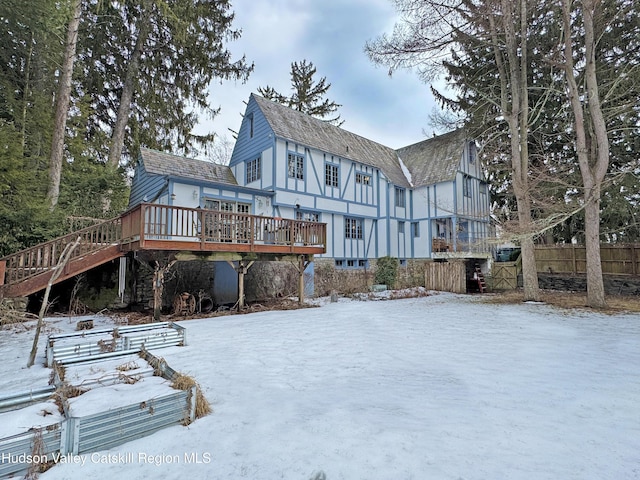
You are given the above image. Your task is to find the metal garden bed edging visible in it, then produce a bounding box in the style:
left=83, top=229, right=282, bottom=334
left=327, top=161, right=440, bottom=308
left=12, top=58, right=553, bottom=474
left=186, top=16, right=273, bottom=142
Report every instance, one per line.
left=46, top=322, right=187, bottom=366
left=0, top=423, right=63, bottom=479
left=0, top=351, right=198, bottom=478
left=0, top=385, right=56, bottom=413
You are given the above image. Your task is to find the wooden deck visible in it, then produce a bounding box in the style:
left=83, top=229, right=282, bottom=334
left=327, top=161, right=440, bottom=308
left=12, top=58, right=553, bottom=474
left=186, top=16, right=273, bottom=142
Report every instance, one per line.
left=0, top=204, right=327, bottom=298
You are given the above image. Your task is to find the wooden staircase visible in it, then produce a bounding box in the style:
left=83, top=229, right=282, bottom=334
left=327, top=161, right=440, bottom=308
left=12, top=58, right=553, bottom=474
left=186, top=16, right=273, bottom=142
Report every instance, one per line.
left=0, top=216, right=124, bottom=299
left=474, top=263, right=486, bottom=293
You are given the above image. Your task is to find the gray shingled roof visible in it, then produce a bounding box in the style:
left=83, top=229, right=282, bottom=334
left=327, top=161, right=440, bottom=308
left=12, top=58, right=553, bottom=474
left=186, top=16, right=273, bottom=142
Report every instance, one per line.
left=396, top=129, right=467, bottom=187
left=252, top=94, right=412, bottom=188
left=139, top=147, right=237, bottom=185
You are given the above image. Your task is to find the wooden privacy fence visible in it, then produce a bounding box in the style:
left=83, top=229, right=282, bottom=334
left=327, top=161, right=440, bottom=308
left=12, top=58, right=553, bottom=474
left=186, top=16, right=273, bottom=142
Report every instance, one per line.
left=424, top=261, right=466, bottom=293
left=535, top=244, right=640, bottom=276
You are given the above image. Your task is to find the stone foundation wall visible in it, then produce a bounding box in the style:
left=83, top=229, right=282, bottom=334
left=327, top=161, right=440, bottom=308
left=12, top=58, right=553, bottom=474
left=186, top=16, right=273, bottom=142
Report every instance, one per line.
left=537, top=273, right=640, bottom=296
left=245, top=261, right=299, bottom=301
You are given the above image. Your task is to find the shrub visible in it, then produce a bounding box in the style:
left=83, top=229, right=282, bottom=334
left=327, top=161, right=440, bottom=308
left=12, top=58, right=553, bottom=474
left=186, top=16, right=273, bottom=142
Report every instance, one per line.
left=374, top=256, right=398, bottom=288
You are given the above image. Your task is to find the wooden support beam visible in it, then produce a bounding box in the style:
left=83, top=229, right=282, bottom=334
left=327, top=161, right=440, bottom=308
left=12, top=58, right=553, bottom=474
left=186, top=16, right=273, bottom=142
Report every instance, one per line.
left=296, top=255, right=311, bottom=305
left=227, top=260, right=255, bottom=311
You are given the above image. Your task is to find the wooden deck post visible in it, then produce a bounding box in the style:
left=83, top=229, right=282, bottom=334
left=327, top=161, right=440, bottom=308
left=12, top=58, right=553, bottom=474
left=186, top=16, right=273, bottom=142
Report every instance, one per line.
left=228, top=260, right=255, bottom=311
left=296, top=255, right=311, bottom=305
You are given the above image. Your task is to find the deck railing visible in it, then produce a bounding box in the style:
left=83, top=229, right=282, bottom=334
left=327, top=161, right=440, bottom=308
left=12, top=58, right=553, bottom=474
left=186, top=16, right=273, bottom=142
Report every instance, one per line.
left=0, top=204, right=326, bottom=293
left=121, top=204, right=327, bottom=250
left=0, top=217, right=122, bottom=286
left=432, top=234, right=493, bottom=254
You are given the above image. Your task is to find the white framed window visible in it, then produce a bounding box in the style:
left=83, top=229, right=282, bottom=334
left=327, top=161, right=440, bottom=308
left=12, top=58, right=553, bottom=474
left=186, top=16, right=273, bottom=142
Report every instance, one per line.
left=288, top=153, right=304, bottom=180
left=345, top=217, right=363, bottom=239
left=325, top=163, right=339, bottom=187
left=204, top=199, right=251, bottom=213
left=411, top=222, right=420, bottom=238
left=296, top=210, right=319, bottom=222
left=356, top=172, right=371, bottom=185
left=246, top=156, right=260, bottom=184
left=395, top=186, right=406, bottom=208
left=463, top=176, right=473, bottom=198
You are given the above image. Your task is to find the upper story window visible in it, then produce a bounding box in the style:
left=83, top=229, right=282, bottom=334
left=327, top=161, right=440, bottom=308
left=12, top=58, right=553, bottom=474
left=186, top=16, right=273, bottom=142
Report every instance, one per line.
left=356, top=172, right=371, bottom=185
left=288, top=153, right=304, bottom=180
left=398, top=221, right=405, bottom=234
left=411, top=222, right=420, bottom=238
left=345, top=217, right=363, bottom=239
left=463, top=175, right=473, bottom=198
left=479, top=182, right=487, bottom=195
left=246, top=156, right=260, bottom=184
left=248, top=113, right=254, bottom=138
left=395, top=186, right=406, bottom=208
left=468, top=141, right=476, bottom=163
left=325, top=163, right=339, bottom=187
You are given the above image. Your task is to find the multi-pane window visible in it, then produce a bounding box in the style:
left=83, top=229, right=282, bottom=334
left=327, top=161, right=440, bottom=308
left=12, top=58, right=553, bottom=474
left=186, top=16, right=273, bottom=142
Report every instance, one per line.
left=204, top=199, right=250, bottom=213
left=325, top=163, right=339, bottom=187
left=335, top=259, right=368, bottom=269
left=411, top=222, right=420, bottom=238
left=288, top=153, right=304, bottom=180
left=296, top=210, right=319, bottom=222
left=395, top=186, right=406, bottom=208
left=345, top=217, right=363, bottom=239
left=463, top=176, right=473, bottom=197
left=356, top=172, right=371, bottom=185
left=246, top=157, right=260, bottom=184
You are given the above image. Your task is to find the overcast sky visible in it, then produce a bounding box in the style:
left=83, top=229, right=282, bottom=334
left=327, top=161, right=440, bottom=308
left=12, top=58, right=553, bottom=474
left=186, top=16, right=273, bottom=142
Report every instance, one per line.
left=195, top=0, right=446, bottom=155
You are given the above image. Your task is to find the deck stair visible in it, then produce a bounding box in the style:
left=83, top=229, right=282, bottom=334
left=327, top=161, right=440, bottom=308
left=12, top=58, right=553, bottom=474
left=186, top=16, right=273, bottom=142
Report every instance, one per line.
left=0, top=216, right=123, bottom=298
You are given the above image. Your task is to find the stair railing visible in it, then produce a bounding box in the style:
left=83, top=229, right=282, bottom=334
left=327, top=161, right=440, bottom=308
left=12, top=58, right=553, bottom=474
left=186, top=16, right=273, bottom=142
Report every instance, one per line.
left=0, top=216, right=122, bottom=287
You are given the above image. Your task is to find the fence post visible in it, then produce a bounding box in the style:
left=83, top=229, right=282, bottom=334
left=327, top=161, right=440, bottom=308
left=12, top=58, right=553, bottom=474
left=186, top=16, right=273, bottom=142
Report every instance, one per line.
left=571, top=245, right=577, bottom=274
left=633, top=245, right=637, bottom=276
left=0, top=260, right=5, bottom=286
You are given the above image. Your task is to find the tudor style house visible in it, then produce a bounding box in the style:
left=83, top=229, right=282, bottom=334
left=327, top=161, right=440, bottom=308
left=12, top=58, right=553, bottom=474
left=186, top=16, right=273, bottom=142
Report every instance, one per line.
left=228, top=93, right=492, bottom=266
left=124, top=93, right=491, bottom=303
left=0, top=94, right=492, bottom=309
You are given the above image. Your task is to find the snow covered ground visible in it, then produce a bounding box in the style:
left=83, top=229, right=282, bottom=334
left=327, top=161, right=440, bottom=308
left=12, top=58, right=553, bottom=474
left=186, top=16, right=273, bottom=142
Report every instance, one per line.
left=1, top=291, right=639, bottom=480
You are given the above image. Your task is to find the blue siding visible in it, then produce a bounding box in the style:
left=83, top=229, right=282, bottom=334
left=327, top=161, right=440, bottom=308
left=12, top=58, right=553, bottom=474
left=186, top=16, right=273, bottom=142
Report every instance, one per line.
left=128, top=159, right=167, bottom=208
left=230, top=96, right=275, bottom=188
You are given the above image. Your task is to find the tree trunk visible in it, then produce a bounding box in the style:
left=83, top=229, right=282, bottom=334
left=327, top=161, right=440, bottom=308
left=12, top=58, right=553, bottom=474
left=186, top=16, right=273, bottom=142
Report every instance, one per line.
left=491, top=1, right=540, bottom=301
left=561, top=0, right=608, bottom=308
left=27, top=237, right=81, bottom=367
left=46, top=0, right=82, bottom=210
left=107, top=1, right=152, bottom=168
